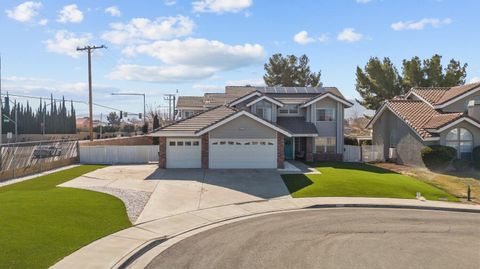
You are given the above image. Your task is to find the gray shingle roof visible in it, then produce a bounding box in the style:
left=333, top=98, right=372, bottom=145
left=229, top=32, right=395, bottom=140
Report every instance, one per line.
left=276, top=117, right=318, bottom=135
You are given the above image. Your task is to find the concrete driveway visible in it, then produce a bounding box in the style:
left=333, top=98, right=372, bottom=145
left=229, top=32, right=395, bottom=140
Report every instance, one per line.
left=136, top=168, right=290, bottom=224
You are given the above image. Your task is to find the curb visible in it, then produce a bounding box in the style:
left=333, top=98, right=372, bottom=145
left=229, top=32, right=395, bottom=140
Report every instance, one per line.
left=115, top=203, right=480, bottom=269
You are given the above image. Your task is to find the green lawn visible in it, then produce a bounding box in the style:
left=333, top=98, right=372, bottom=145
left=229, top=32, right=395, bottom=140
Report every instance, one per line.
left=282, top=162, right=458, bottom=201
left=0, top=165, right=131, bottom=269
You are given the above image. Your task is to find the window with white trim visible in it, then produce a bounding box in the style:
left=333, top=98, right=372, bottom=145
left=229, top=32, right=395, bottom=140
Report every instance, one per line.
left=315, top=137, right=336, bottom=153
left=253, top=100, right=272, bottom=121
left=279, top=104, right=299, bottom=115
left=445, top=128, right=473, bottom=159
left=316, top=108, right=336, bottom=122
left=184, top=111, right=194, bottom=118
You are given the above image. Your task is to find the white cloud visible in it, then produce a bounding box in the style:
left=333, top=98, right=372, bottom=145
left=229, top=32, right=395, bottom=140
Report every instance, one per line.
left=57, top=4, right=84, bottom=23
left=470, top=77, right=480, bottom=83
left=391, top=18, right=452, bottom=31
left=356, top=0, right=372, bottom=3
left=293, top=30, right=315, bottom=45
left=127, top=38, right=265, bottom=70
left=108, top=64, right=217, bottom=83
left=44, top=30, right=92, bottom=58
left=110, top=38, right=265, bottom=83
left=5, top=1, right=42, bottom=23
left=192, top=84, right=224, bottom=92
left=105, top=6, right=121, bottom=17
left=38, top=18, right=48, bottom=25
left=164, top=0, right=177, bottom=6
left=101, top=16, right=195, bottom=45
left=193, top=0, right=252, bottom=13
left=337, top=28, right=364, bottom=42
left=2, top=76, right=93, bottom=94
left=318, top=34, right=329, bottom=43
left=226, top=78, right=265, bottom=86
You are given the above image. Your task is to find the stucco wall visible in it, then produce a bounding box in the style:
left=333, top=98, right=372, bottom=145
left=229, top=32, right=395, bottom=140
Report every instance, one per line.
left=209, top=115, right=276, bottom=139
left=442, top=92, right=480, bottom=112
left=372, top=109, right=430, bottom=166
left=312, top=97, right=337, bottom=137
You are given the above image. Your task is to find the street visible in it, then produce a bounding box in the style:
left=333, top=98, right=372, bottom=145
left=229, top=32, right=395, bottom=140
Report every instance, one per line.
left=147, top=208, right=480, bottom=269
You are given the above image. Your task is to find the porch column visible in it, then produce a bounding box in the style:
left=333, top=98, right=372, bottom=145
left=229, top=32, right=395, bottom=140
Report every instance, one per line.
left=159, top=136, right=166, bottom=168
left=306, top=137, right=314, bottom=162
left=277, top=132, right=285, bottom=169
left=201, top=133, right=209, bottom=169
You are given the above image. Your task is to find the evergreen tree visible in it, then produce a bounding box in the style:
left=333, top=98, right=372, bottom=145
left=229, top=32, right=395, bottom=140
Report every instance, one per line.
left=263, top=54, right=321, bottom=87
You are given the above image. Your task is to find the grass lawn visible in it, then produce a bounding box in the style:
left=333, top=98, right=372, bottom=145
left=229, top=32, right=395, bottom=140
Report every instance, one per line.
left=0, top=165, right=131, bottom=269
left=282, top=162, right=458, bottom=201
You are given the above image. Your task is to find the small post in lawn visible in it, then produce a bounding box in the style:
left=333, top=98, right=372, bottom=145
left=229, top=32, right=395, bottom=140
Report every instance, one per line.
left=467, top=185, right=471, bottom=202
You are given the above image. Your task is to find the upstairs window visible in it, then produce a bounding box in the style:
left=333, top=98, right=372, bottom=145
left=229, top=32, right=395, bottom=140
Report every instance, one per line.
left=253, top=100, right=272, bottom=121
left=279, top=104, right=299, bottom=115
left=316, top=108, right=336, bottom=122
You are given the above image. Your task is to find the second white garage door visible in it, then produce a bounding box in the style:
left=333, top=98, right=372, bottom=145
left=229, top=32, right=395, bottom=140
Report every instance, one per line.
left=166, top=138, right=201, bottom=168
left=209, top=138, right=276, bottom=169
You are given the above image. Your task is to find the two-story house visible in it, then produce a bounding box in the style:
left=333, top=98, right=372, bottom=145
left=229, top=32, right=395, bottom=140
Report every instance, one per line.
left=151, top=86, right=353, bottom=169
left=367, top=82, right=480, bottom=166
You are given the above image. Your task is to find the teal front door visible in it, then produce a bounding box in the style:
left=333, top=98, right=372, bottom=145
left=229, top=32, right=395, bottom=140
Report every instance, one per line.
left=284, top=137, right=293, bottom=160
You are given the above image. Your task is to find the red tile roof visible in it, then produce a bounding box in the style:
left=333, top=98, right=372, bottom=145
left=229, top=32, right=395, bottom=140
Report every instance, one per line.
left=409, top=82, right=480, bottom=106
left=384, top=100, right=464, bottom=139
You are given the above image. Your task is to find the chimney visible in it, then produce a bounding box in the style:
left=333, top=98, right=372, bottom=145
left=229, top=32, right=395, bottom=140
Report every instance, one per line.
left=467, top=99, right=480, bottom=121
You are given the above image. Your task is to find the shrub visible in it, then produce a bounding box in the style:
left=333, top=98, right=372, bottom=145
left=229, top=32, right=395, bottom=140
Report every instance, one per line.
left=472, top=146, right=480, bottom=170
left=344, top=136, right=358, bottom=146
left=421, top=145, right=456, bottom=169
left=452, top=159, right=471, bottom=171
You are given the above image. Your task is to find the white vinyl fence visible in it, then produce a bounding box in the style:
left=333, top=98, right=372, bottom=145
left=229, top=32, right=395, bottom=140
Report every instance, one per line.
left=79, top=145, right=159, bottom=164
left=344, top=144, right=384, bottom=163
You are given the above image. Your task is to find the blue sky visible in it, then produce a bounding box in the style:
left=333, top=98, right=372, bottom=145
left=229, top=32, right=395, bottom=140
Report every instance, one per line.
left=1, top=0, right=480, bottom=116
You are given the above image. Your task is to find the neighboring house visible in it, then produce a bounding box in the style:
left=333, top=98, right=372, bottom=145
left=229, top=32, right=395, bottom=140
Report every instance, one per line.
left=76, top=117, right=102, bottom=131
left=151, top=86, right=352, bottom=169
left=367, top=82, right=480, bottom=166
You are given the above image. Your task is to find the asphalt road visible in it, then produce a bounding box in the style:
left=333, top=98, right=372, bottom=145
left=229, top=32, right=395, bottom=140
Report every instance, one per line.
left=146, top=208, right=480, bottom=269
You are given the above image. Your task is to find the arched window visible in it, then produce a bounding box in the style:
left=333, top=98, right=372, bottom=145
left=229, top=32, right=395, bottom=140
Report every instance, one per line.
left=446, top=128, right=473, bottom=159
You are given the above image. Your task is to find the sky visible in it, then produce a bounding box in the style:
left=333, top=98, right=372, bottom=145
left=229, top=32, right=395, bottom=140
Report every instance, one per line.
left=1, top=0, right=480, bottom=117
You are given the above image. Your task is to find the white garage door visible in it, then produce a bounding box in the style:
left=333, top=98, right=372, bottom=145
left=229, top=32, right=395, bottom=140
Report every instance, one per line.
left=166, top=138, right=201, bottom=168
left=209, top=139, right=276, bottom=169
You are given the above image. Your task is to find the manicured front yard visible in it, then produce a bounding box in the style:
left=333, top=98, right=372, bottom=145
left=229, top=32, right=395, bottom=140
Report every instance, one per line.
left=0, top=165, right=131, bottom=269
left=282, top=162, right=458, bottom=201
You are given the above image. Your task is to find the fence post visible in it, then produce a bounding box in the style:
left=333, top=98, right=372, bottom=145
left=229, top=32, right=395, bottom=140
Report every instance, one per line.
left=12, top=145, right=15, bottom=179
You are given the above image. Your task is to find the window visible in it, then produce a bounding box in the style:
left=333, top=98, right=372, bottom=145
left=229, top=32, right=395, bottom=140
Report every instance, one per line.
left=253, top=101, right=272, bottom=121
left=185, top=141, right=192, bottom=146
left=193, top=141, right=200, bottom=146
left=446, top=128, right=473, bottom=159
left=279, top=104, right=299, bottom=115
left=177, top=141, right=184, bottom=146
left=315, top=137, right=336, bottom=153
left=316, top=108, right=336, bottom=122
left=169, top=141, right=175, bottom=146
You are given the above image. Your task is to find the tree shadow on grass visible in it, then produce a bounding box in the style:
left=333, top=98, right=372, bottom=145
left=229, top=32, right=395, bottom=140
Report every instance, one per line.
left=281, top=174, right=313, bottom=193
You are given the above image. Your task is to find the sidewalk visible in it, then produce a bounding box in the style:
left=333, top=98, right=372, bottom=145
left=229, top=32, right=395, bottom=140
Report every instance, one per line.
left=51, top=196, right=480, bottom=269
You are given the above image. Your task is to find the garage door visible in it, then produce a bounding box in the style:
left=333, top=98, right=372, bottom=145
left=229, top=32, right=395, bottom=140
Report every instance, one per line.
left=209, top=139, right=276, bottom=169
left=166, top=138, right=201, bottom=168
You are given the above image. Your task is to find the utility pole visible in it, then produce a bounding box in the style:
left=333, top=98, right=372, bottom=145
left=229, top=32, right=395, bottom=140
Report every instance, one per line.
left=77, top=45, right=106, bottom=141
left=164, top=93, right=176, bottom=121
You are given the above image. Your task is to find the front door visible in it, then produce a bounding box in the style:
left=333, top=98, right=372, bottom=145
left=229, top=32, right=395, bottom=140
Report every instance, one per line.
left=284, top=137, right=293, bottom=160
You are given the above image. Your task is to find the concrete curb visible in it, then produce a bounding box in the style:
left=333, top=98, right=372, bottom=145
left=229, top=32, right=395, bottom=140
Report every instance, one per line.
left=115, top=203, right=480, bottom=269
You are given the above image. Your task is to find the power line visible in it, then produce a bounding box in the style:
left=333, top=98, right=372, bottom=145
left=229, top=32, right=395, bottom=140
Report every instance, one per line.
left=0, top=92, right=139, bottom=114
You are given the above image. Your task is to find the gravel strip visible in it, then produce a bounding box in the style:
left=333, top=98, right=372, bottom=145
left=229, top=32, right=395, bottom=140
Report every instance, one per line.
left=76, top=186, right=152, bottom=223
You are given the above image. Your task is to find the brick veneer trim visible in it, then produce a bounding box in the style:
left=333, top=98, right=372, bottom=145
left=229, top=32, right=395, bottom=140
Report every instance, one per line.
left=277, top=132, right=285, bottom=169
left=159, top=137, right=166, bottom=168
left=201, top=134, right=209, bottom=169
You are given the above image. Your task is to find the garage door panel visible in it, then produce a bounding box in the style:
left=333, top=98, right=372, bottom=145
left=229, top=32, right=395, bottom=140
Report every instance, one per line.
left=167, top=138, right=201, bottom=168
left=209, top=139, right=276, bottom=169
